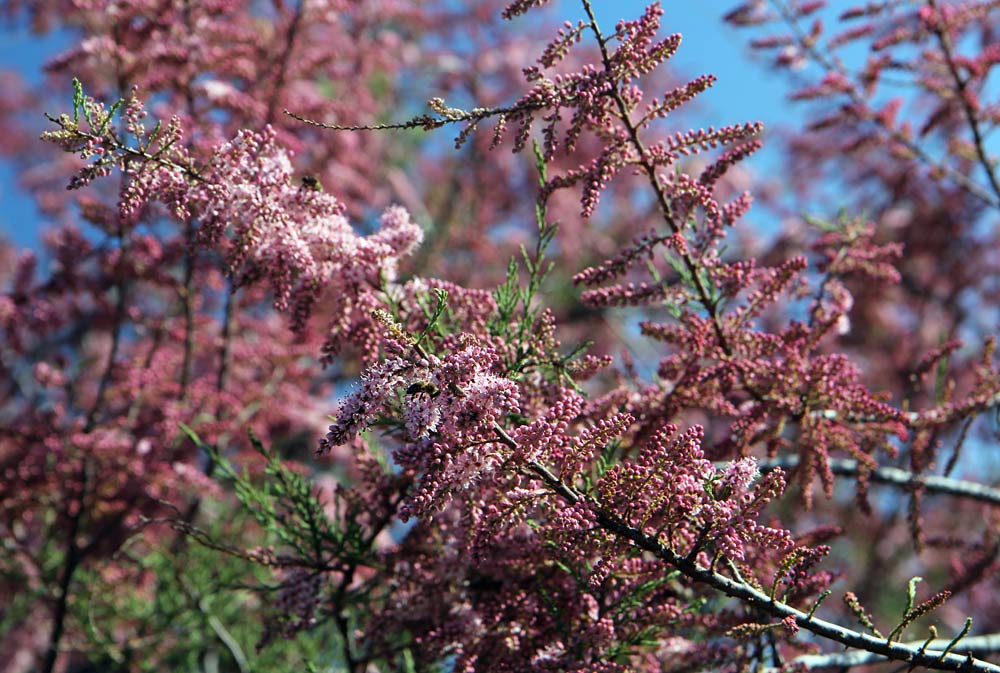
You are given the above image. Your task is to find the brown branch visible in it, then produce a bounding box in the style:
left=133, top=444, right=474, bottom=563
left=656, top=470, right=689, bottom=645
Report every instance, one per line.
left=216, top=284, right=235, bottom=393
left=179, top=220, right=196, bottom=399
left=41, top=459, right=90, bottom=673
left=84, top=222, right=130, bottom=432
left=265, top=0, right=306, bottom=126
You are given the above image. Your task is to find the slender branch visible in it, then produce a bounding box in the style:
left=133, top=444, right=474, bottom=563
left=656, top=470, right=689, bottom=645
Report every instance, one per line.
left=179, top=220, right=196, bottom=398
left=753, top=455, right=1000, bottom=506
left=763, top=634, right=1000, bottom=672
left=285, top=98, right=550, bottom=132
left=265, top=0, right=306, bottom=126
left=579, top=0, right=738, bottom=359
left=41, top=460, right=90, bottom=673
left=766, top=0, right=1000, bottom=210
left=84, top=223, right=130, bottom=432
left=926, top=0, right=1000, bottom=207
left=216, top=285, right=235, bottom=393
left=41, top=541, right=79, bottom=673
left=332, top=567, right=360, bottom=673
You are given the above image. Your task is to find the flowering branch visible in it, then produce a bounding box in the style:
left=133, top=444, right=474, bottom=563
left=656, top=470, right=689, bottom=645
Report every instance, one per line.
left=11, top=0, right=1000, bottom=670
left=467, top=422, right=1000, bottom=672
left=924, top=0, right=1000, bottom=206
left=730, top=0, right=1000, bottom=210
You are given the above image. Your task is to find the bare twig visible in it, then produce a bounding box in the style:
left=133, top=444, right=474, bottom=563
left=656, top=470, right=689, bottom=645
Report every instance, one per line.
left=752, top=455, right=1000, bottom=506
left=761, top=633, right=1000, bottom=671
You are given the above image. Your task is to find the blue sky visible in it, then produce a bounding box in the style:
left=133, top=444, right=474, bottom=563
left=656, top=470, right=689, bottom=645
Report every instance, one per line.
left=0, top=22, right=70, bottom=251
left=588, top=1, right=790, bottom=132
left=0, top=1, right=796, bottom=252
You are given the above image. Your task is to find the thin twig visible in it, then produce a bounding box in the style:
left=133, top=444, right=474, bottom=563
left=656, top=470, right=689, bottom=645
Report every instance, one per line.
left=265, top=0, right=306, bottom=126
left=752, top=455, right=1000, bottom=506
left=760, top=633, right=1000, bottom=672
left=179, top=220, right=196, bottom=398
left=286, top=98, right=551, bottom=132
left=766, top=0, right=1000, bottom=210
left=926, top=0, right=1000, bottom=206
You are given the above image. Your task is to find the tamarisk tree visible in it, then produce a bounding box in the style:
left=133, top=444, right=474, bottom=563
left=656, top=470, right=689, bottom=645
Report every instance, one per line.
left=3, top=0, right=1000, bottom=672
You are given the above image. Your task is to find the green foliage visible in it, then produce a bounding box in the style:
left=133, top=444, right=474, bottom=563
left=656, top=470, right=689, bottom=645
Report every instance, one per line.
left=489, top=140, right=594, bottom=392
left=72, top=77, right=122, bottom=136
left=59, top=504, right=342, bottom=672
left=886, top=577, right=952, bottom=644
left=171, top=425, right=405, bottom=670
left=180, top=425, right=374, bottom=571
left=415, top=288, right=449, bottom=347
left=490, top=141, right=557, bottom=341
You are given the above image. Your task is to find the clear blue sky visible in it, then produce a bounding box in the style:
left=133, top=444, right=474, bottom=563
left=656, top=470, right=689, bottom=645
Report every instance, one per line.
left=0, top=1, right=795, bottom=252
left=0, top=22, right=70, bottom=251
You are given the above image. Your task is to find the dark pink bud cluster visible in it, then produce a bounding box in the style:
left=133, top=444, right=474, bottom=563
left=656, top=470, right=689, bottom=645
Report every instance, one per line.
left=501, top=0, right=551, bottom=20
left=486, top=1, right=763, bottom=222
left=596, top=424, right=793, bottom=560
left=258, top=568, right=324, bottom=648
left=813, top=219, right=902, bottom=284
left=573, top=229, right=672, bottom=287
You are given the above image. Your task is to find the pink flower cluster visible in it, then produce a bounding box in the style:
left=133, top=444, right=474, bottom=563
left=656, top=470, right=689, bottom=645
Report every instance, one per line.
left=321, top=328, right=520, bottom=520
left=595, top=423, right=793, bottom=563
left=43, top=99, right=424, bottom=361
